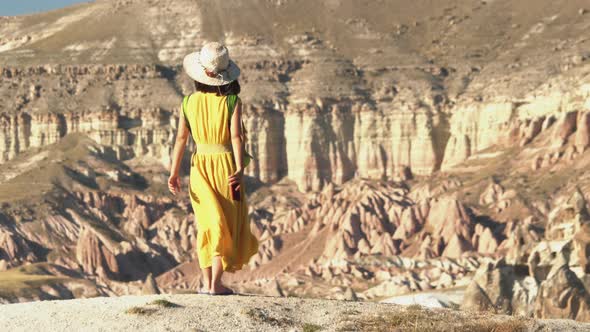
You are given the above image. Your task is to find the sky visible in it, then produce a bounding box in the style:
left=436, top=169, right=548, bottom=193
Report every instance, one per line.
left=0, top=0, right=92, bottom=16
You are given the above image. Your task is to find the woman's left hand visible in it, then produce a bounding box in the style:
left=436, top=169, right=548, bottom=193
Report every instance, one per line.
left=228, top=167, right=243, bottom=191
left=168, top=173, right=181, bottom=195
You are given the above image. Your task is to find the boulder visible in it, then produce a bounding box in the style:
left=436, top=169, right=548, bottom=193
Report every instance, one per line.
left=534, top=261, right=590, bottom=321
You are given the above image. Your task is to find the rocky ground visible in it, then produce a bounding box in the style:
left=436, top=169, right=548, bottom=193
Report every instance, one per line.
left=1, top=0, right=590, bottom=325
left=1, top=293, right=589, bottom=332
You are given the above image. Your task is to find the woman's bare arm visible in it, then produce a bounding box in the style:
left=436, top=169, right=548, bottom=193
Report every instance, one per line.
left=168, top=104, right=190, bottom=195
left=229, top=98, right=244, bottom=186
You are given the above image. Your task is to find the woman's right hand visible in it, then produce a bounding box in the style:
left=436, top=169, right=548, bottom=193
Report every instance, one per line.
left=168, top=173, right=181, bottom=196
left=228, top=167, right=243, bottom=191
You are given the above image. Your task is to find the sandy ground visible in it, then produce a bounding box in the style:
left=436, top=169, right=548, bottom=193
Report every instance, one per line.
left=1, top=293, right=589, bottom=332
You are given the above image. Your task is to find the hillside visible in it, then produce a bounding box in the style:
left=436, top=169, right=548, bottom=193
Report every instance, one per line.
left=1, top=293, right=590, bottom=332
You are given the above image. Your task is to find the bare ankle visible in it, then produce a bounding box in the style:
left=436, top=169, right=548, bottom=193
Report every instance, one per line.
left=211, top=283, right=230, bottom=291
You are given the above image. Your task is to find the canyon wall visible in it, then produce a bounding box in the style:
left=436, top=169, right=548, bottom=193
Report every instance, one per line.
left=1, top=0, right=589, bottom=192
left=2, top=62, right=589, bottom=192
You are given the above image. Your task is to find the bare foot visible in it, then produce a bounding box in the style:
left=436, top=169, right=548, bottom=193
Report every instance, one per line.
left=210, top=283, right=234, bottom=295
left=199, top=279, right=210, bottom=294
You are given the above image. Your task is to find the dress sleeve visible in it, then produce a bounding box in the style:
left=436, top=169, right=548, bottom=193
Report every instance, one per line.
left=182, top=95, right=193, bottom=135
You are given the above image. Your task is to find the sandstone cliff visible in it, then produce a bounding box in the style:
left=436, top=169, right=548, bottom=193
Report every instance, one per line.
left=1, top=0, right=589, bottom=192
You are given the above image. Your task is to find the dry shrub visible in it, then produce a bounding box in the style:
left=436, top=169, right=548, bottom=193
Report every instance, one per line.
left=337, top=306, right=530, bottom=332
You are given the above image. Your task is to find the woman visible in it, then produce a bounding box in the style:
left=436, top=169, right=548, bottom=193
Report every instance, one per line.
left=167, top=42, right=259, bottom=295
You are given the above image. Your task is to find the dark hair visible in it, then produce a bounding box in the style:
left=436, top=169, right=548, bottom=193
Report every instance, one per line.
left=194, top=80, right=241, bottom=96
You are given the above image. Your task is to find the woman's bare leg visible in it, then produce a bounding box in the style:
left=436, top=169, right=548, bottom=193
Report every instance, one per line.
left=200, top=267, right=212, bottom=292
left=210, top=255, right=232, bottom=293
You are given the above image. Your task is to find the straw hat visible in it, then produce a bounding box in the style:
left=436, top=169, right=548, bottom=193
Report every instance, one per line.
left=183, top=41, right=241, bottom=86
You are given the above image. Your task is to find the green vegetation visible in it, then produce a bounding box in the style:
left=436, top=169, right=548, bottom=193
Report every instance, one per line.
left=149, top=299, right=181, bottom=308
left=124, top=297, right=182, bottom=315
left=124, top=306, right=157, bottom=315
left=240, top=307, right=294, bottom=328
left=0, top=263, right=72, bottom=300
left=337, top=306, right=530, bottom=332
left=302, top=322, right=323, bottom=332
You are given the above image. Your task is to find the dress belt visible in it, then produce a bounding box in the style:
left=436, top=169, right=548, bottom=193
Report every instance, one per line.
left=193, top=142, right=233, bottom=155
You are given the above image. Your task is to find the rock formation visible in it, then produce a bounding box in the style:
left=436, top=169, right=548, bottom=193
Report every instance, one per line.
left=462, top=190, right=590, bottom=321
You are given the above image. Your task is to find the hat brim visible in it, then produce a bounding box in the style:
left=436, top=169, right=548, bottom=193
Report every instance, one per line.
left=183, top=51, right=240, bottom=86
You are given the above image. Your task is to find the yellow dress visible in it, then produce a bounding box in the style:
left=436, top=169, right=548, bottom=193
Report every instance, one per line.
left=183, top=91, right=259, bottom=272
